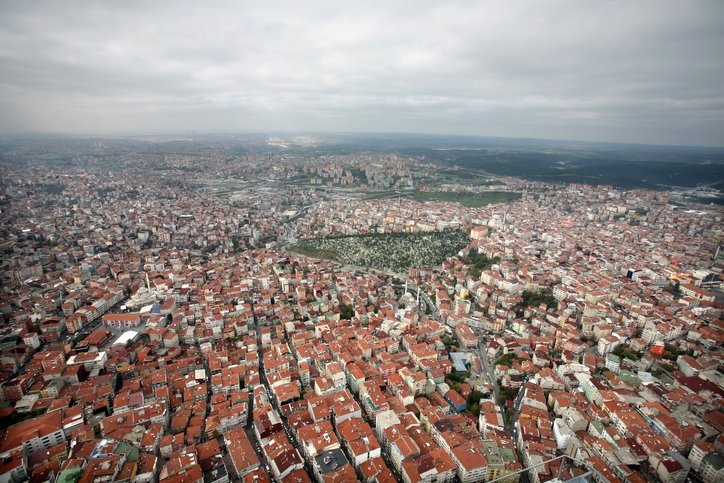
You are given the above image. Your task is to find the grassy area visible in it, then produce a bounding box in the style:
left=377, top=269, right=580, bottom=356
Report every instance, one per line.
left=290, top=246, right=338, bottom=259
left=292, top=229, right=470, bottom=273
left=434, top=169, right=504, bottom=185
left=363, top=190, right=402, bottom=200
left=282, top=174, right=315, bottom=186
left=411, top=190, right=521, bottom=207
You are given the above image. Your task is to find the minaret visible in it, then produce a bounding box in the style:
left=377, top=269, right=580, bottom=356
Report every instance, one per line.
left=145, top=272, right=151, bottom=290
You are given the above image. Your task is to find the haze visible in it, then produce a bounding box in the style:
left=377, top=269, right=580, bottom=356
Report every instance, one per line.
left=1, top=0, right=723, bottom=146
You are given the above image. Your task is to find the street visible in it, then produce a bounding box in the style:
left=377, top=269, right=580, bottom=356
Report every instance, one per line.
left=405, top=280, right=440, bottom=320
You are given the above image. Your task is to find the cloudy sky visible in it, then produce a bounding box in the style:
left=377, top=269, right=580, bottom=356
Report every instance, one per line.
left=1, top=1, right=723, bottom=146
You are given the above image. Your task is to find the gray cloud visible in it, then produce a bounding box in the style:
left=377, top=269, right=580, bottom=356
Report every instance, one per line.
left=0, top=0, right=723, bottom=145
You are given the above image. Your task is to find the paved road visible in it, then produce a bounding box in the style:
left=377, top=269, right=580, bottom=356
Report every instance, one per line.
left=252, top=307, right=314, bottom=477
left=278, top=205, right=311, bottom=246
left=406, top=281, right=440, bottom=320
left=405, top=280, right=512, bottom=436
left=477, top=340, right=501, bottom=406
left=507, top=379, right=527, bottom=434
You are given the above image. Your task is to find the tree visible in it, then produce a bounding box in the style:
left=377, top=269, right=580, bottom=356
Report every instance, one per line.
left=504, top=407, right=513, bottom=423
left=202, top=243, right=219, bottom=253
left=340, top=304, right=354, bottom=320
left=442, top=335, right=459, bottom=349
left=467, top=390, right=484, bottom=405
left=497, top=384, right=518, bottom=405
left=612, top=344, right=641, bottom=361
left=468, top=402, right=480, bottom=417
left=460, top=249, right=500, bottom=277
left=446, top=371, right=469, bottom=386
left=517, top=289, right=558, bottom=310
left=495, top=353, right=519, bottom=367
left=231, top=235, right=242, bottom=253
left=0, top=408, right=47, bottom=428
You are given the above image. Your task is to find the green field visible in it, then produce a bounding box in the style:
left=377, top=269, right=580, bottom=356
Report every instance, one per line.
left=362, top=190, right=402, bottom=200
left=411, top=190, right=521, bottom=207
left=292, top=230, right=470, bottom=273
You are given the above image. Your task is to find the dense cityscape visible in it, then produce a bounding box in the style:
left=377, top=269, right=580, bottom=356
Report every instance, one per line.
left=0, top=137, right=722, bottom=483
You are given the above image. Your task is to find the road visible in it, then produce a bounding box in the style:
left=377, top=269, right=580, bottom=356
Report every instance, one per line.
left=477, top=340, right=502, bottom=414
left=278, top=205, right=312, bottom=246
left=507, top=379, right=527, bottom=434
left=252, top=305, right=314, bottom=477
left=405, top=280, right=511, bottom=434
left=405, top=274, right=534, bottom=479
left=210, top=311, right=272, bottom=483
left=405, top=281, right=440, bottom=320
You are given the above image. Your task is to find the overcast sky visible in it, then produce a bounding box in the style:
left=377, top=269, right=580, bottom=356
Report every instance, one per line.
left=1, top=1, right=723, bottom=146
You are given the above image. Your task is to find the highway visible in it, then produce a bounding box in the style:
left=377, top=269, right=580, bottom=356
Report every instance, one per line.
left=278, top=205, right=312, bottom=246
